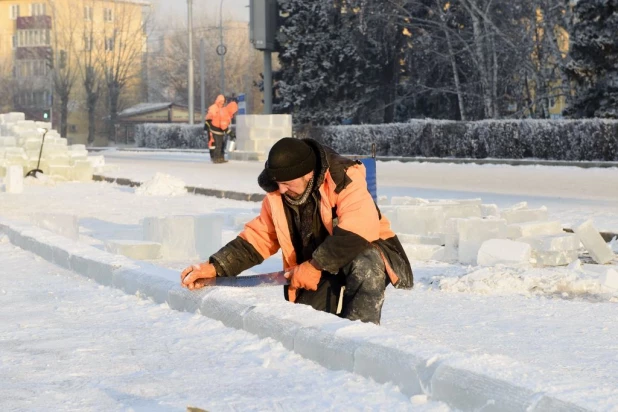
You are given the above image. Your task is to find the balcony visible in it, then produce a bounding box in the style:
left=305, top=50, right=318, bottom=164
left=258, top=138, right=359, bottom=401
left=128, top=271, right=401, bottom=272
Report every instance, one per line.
left=15, top=47, right=51, bottom=60
left=16, top=15, right=52, bottom=30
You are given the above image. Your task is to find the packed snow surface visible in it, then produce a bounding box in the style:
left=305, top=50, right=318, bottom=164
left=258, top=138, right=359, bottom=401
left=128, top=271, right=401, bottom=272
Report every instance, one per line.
left=1, top=151, right=617, bottom=410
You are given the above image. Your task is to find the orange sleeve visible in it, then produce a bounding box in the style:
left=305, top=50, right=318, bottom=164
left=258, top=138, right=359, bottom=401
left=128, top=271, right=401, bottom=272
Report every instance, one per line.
left=225, top=101, right=239, bottom=116
left=239, top=198, right=281, bottom=259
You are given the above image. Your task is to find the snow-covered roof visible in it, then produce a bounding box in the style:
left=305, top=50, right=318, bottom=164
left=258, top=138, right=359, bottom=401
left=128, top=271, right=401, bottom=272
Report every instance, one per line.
left=118, top=102, right=174, bottom=118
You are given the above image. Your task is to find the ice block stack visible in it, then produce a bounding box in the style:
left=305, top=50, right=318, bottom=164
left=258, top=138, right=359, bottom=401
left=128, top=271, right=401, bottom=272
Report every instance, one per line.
left=0, top=112, right=104, bottom=181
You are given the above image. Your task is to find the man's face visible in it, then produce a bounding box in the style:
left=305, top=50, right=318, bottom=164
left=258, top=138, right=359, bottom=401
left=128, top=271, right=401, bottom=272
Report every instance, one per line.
left=277, top=172, right=313, bottom=199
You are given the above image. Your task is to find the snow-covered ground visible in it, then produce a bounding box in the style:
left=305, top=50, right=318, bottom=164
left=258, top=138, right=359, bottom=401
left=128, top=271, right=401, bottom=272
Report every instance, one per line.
left=1, top=152, right=618, bottom=410
left=0, top=240, right=448, bottom=411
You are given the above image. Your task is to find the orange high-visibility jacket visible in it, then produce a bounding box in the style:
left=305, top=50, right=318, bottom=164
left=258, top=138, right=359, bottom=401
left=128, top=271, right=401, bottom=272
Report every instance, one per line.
left=208, top=139, right=413, bottom=290
left=205, top=94, right=238, bottom=130
left=238, top=147, right=407, bottom=287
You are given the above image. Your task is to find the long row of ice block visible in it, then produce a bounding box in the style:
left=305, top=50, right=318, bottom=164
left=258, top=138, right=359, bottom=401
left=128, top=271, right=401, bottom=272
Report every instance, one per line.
left=380, top=196, right=615, bottom=267
left=26, top=212, right=227, bottom=262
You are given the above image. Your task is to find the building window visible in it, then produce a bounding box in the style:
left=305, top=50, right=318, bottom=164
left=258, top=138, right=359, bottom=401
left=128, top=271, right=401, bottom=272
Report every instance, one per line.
left=84, top=6, right=93, bottom=21
left=105, top=37, right=114, bottom=51
left=16, top=29, right=51, bottom=47
left=16, top=60, right=48, bottom=79
left=31, top=3, right=46, bottom=16
left=84, top=35, right=93, bottom=51
left=104, top=8, right=113, bottom=22
left=10, top=5, right=20, bottom=20
left=550, top=98, right=556, bottom=108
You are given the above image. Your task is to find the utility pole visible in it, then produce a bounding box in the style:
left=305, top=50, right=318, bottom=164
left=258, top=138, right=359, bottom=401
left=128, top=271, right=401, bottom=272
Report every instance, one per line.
left=200, top=38, right=206, bottom=123
left=187, top=0, right=195, bottom=124
left=219, top=0, right=225, bottom=96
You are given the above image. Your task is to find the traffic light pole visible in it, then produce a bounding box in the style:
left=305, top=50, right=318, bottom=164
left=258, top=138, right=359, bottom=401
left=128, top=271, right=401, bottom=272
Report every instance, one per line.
left=187, top=0, right=195, bottom=125
left=263, top=51, right=272, bottom=114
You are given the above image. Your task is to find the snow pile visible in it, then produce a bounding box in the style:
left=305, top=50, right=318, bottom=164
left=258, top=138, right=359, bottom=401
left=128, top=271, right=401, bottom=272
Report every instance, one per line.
left=24, top=173, right=58, bottom=186
left=135, top=173, right=187, bottom=196
left=438, top=265, right=618, bottom=301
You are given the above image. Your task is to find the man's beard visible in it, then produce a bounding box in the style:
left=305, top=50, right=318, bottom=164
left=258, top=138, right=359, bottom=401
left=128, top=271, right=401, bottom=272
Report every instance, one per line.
left=283, top=175, right=315, bottom=206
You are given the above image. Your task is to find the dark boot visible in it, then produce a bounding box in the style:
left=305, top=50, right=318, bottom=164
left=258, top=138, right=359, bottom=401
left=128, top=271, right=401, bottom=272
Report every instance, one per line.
left=339, top=247, right=388, bottom=324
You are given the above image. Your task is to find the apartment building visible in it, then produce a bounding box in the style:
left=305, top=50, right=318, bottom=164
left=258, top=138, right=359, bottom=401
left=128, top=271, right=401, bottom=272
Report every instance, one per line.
left=0, top=0, right=150, bottom=144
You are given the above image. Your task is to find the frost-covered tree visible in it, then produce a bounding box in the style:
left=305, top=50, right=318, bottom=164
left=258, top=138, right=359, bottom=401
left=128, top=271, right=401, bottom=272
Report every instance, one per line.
left=348, top=0, right=410, bottom=123
left=274, top=0, right=379, bottom=125
left=566, top=0, right=618, bottom=118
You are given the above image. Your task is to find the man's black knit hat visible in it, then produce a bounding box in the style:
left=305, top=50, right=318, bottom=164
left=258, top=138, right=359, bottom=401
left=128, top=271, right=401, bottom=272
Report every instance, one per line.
left=265, top=138, right=316, bottom=182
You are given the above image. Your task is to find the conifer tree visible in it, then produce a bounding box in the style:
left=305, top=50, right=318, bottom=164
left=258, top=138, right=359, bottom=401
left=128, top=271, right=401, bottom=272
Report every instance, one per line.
left=566, top=0, right=618, bottom=118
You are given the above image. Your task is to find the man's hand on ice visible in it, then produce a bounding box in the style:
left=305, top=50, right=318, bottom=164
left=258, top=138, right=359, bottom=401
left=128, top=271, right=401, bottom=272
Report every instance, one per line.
left=180, top=263, right=216, bottom=290
left=284, top=260, right=322, bottom=302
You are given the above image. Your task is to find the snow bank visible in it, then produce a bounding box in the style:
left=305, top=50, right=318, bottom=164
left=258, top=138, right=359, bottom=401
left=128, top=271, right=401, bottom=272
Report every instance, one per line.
left=438, top=265, right=618, bottom=301
left=135, top=173, right=187, bottom=196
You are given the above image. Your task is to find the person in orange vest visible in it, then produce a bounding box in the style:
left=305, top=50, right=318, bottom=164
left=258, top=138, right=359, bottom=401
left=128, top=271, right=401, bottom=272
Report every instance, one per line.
left=180, top=138, right=414, bottom=324
left=205, top=94, right=238, bottom=163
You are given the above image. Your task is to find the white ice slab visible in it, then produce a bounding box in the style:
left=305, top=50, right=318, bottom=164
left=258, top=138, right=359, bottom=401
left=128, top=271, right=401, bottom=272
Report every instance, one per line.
left=444, top=218, right=467, bottom=262
left=480, top=204, right=500, bottom=218
left=518, top=233, right=580, bottom=252
left=401, top=244, right=445, bottom=261
left=507, top=221, right=563, bottom=239
left=442, top=203, right=482, bottom=221
left=391, top=196, right=427, bottom=206
left=573, top=219, right=615, bottom=265
left=31, top=213, right=79, bottom=240
left=396, top=205, right=444, bottom=235
left=532, top=250, right=579, bottom=267
left=143, top=214, right=224, bottom=260
left=477, top=239, right=531, bottom=267
left=73, top=160, right=93, bottom=182
left=105, top=240, right=162, bottom=260
left=397, top=233, right=444, bottom=246
left=458, top=218, right=509, bottom=264
left=69, top=144, right=87, bottom=152
left=5, top=165, right=23, bottom=193
left=48, top=165, right=72, bottom=180
left=501, top=207, right=548, bottom=224
left=0, top=136, right=17, bottom=147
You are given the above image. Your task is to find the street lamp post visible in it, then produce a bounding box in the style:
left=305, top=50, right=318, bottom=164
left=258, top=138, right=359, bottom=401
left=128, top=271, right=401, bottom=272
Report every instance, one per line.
left=219, top=0, right=225, bottom=96
left=187, top=0, right=195, bottom=124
